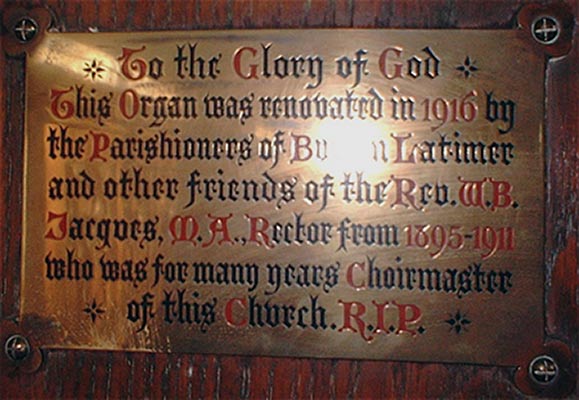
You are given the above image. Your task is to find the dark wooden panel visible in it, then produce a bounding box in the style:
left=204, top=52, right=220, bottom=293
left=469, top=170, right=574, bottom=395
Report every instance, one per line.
left=1, top=0, right=577, bottom=398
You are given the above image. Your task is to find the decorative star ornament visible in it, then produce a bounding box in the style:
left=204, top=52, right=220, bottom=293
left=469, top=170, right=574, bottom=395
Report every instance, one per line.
left=83, top=59, right=106, bottom=80
left=456, top=56, right=478, bottom=78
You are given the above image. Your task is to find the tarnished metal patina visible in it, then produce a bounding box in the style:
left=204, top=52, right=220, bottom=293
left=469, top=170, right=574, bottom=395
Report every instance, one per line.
left=21, top=29, right=544, bottom=365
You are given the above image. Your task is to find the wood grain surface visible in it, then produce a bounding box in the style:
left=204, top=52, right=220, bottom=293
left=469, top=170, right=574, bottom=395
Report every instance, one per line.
left=1, top=1, right=577, bottom=398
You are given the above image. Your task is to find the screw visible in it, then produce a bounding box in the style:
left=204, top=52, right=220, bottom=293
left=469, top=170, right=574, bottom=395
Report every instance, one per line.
left=531, top=16, right=560, bottom=45
left=4, top=334, right=31, bottom=362
left=13, top=17, right=38, bottom=43
left=529, top=355, right=559, bottom=385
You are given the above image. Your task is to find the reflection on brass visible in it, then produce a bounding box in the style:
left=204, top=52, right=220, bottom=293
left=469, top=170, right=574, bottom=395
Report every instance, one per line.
left=21, top=29, right=545, bottom=365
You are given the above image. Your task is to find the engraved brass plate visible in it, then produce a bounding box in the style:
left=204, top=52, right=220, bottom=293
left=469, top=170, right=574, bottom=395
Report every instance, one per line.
left=22, top=30, right=544, bottom=365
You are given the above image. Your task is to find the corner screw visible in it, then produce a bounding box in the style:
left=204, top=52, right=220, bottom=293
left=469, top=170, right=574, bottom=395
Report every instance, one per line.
left=529, top=355, right=559, bottom=385
left=13, top=17, right=38, bottom=43
left=4, top=334, right=31, bottom=362
left=531, top=16, right=560, bottom=45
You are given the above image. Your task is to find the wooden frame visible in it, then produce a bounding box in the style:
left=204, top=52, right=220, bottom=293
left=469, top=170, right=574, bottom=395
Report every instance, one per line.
left=1, top=1, right=576, bottom=398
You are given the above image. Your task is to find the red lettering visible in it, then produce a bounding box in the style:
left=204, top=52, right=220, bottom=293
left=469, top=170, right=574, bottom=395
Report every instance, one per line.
left=346, top=262, right=366, bottom=289
left=394, top=301, right=422, bottom=336
left=169, top=216, right=200, bottom=245
left=391, top=133, right=416, bottom=163
left=458, top=177, right=487, bottom=210
left=45, top=211, right=67, bottom=240
left=371, top=300, right=391, bottom=333
left=338, top=300, right=372, bottom=341
left=50, top=87, right=74, bottom=119
left=290, top=134, right=312, bottom=162
left=391, top=176, right=421, bottom=210
left=232, top=46, right=258, bottom=80
left=202, top=213, right=233, bottom=248
left=245, top=215, right=273, bottom=248
left=224, top=297, right=247, bottom=327
left=488, top=178, right=513, bottom=210
left=379, top=47, right=403, bottom=79
left=117, top=46, right=147, bottom=80
left=119, top=89, right=139, bottom=119
left=88, top=130, right=110, bottom=162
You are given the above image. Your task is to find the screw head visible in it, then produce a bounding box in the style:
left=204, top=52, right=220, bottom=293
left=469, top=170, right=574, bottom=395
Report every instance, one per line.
left=529, top=355, right=559, bottom=385
left=4, top=334, right=31, bottom=362
left=531, top=16, right=560, bottom=45
left=13, top=17, right=38, bottom=43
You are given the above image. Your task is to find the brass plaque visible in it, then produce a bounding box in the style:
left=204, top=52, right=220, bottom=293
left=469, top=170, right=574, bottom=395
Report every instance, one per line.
left=22, top=29, right=544, bottom=365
